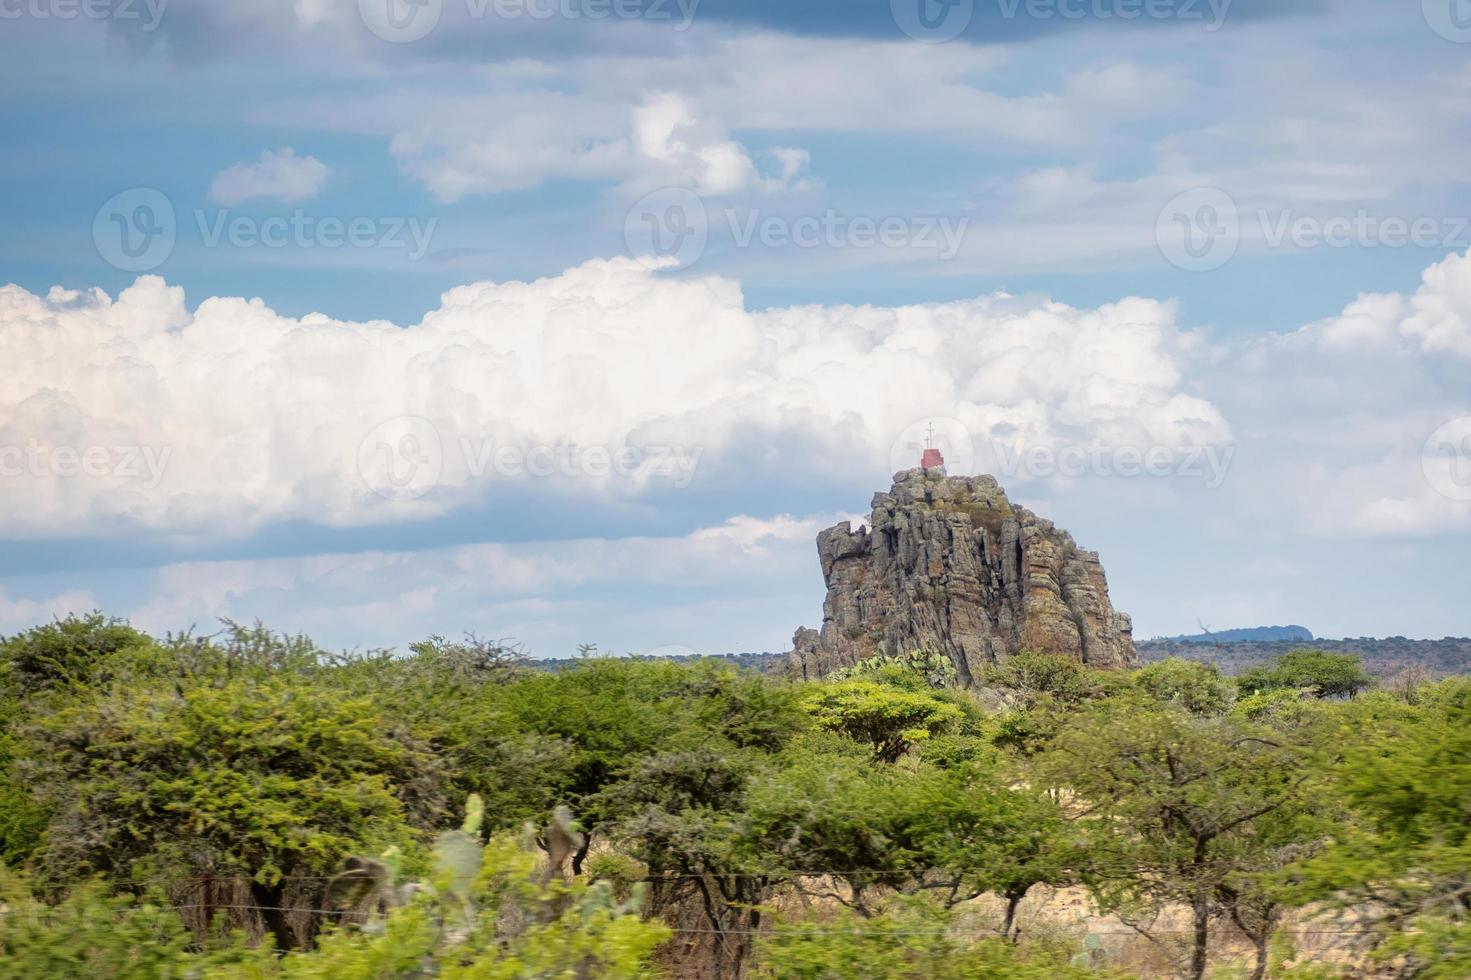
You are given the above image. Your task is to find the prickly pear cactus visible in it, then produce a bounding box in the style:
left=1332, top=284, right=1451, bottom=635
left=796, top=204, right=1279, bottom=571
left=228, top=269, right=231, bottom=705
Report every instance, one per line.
left=433, top=793, right=485, bottom=910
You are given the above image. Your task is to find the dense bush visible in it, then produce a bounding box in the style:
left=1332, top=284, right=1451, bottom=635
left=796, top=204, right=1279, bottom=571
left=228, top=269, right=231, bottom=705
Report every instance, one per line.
left=754, top=896, right=1125, bottom=979
left=1131, top=656, right=1235, bottom=715
left=1236, top=648, right=1373, bottom=699
left=0, top=617, right=1463, bottom=978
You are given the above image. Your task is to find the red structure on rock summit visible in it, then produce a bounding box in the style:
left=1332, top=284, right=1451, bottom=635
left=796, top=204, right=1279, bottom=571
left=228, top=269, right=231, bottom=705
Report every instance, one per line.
left=920, top=423, right=945, bottom=470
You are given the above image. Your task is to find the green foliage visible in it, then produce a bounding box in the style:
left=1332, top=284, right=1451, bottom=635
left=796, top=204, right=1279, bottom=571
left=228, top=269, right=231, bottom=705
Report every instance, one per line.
left=0, top=827, right=670, bottom=979
left=981, top=654, right=1131, bottom=759
left=1232, top=686, right=1312, bottom=721
left=1132, top=657, right=1235, bottom=715
left=829, top=648, right=958, bottom=690
left=405, top=633, right=529, bottom=685
left=339, top=641, right=573, bottom=837
left=918, top=729, right=1002, bottom=769
left=1374, top=916, right=1471, bottom=979
left=0, top=613, right=157, bottom=696
left=0, top=612, right=1462, bottom=979
left=1290, top=679, right=1471, bottom=975
left=258, top=799, right=672, bottom=979
left=597, top=746, right=754, bottom=879
left=740, top=748, right=1069, bottom=921
left=987, top=705, right=1061, bottom=757
left=594, top=742, right=771, bottom=975
left=984, top=651, right=1089, bottom=701
left=0, top=616, right=164, bottom=866
left=1037, top=695, right=1319, bottom=980
left=676, top=659, right=809, bottom=752
left=754, top=896, right=1117, bottom=979
left=905, top=759, right=1071, bottom=922
left=502, top=658, right=803, bottom=818
left=24, top=673, right=444, bottom=923
left=982, top=651, right=1125, bottom=711
left=1236, top=649, right=1372, bottom=699
left=0, top=768, right=47, bottom=867
left=0, top=866, right=199, bottom=978
left=801, top=679, right=964, bottom=762
left=170, top=620, right=344, bottom=684
left=740, top=750, right=924, bottom=895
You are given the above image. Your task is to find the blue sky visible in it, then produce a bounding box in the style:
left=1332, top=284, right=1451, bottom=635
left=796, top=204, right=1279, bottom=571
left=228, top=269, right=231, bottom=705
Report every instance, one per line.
left=1, top=0, right=1469, bottom=654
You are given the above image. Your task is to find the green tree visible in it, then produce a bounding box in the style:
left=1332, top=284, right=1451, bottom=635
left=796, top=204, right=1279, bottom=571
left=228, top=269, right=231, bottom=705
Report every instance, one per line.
left=740, top=746, right=926, bottom=912
left=0, top=615, right=165, bottom=865
left=23, top=675, right=445, bottom=949
left=982, top=651, right=1117, bottom=707
left=741, top=744, right=1069, bottom=936
left=1292, top=679, right=1471, bottom=977
left=405, top=633, right=530, bottom=685
left=1237, top=649, right=1372, bottom=700
left=1133, top=657, right=1235, bottom=715
left=497, top=658, right=805, bottom=870
left=598, top=746, right=768, bottom=975
left=908, top=757, right=1072, bottom=939
left=1037, top=695, right=1316, bottom=980
left=0, top=613, right=157, bottom=696
left=337, top=638, right=575, bottom=839
left=982, top=653, right=1125, bottom=758
left=753, top=895, right=1121, bottom=979
left=0, top=821, right=671, bottom=979
left=802, top=680, right=963, bottom=762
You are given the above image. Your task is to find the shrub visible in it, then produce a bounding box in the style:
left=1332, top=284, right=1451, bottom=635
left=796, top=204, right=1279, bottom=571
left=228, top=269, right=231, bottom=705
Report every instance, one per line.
left=801, top=680, right=964, bottom=762
left=1133, top=657, right=1235, bottom=715
left=1237, top=649, right=1371, bottom=699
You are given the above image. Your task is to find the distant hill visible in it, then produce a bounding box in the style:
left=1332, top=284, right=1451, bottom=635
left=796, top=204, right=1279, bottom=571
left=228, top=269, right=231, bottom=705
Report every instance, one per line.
left=525, top=651, right=781, bottom=673
left=1159, top=625, right=1315, bottom=644
left=1137, top=636, right=1471, bottom=677
left=522, top=635, right=1471, bottom=681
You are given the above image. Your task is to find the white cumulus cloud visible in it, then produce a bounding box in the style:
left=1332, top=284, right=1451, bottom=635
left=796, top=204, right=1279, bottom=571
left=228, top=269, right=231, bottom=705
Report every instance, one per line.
left=209, top=148, right=330, bottom=205
left=391, top=91, right=808, bottom=201
left=1314, top=250, right=1471, bottom=361
left=0, top=257, right=1226, bottom=539
left=1226, top=249, right=1471, bottom=538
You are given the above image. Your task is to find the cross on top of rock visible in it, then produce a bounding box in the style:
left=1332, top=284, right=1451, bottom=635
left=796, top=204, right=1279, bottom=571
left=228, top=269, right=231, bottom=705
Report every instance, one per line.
left=921, top=424, right=945, bottom=470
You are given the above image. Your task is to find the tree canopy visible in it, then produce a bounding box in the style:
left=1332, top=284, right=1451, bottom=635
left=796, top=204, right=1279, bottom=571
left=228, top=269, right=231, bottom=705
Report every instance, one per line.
left=0, top=617, right=1464, bottom=978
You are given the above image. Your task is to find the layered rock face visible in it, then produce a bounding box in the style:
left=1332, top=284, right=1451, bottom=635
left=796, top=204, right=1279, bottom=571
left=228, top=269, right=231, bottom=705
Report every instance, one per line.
left=787, top=468, right=1135, bottom=684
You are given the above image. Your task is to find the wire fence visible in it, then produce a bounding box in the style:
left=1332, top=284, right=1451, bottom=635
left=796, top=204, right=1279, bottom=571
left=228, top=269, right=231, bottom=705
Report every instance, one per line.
left=5, top=870, right=1391, bottom=941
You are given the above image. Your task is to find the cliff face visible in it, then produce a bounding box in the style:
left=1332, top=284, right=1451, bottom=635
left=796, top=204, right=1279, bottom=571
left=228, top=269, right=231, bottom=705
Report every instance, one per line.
left=787, top=468, right=1135, bottom=684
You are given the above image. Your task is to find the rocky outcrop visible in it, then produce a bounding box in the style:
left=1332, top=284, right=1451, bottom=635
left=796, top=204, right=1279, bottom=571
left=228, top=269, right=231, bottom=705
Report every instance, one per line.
left=787, top=468, right=1135, bottom=684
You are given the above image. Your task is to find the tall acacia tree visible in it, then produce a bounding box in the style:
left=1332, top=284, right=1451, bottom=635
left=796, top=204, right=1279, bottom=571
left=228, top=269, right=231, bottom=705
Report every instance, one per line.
left=1237, top=649, right=1372, bottom=700
left=1036, top=695, right=1317, bottom=980
left=24, top=675, right=444, bottom=949
left=1293, top=680, right=1471, bottom=977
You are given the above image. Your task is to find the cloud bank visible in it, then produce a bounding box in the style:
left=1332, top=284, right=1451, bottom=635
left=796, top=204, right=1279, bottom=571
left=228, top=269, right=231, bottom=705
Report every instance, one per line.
left=3, top=249, right=1469, bottom=648
left=0, top=256, right=1226, bottom=538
